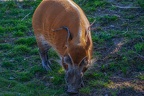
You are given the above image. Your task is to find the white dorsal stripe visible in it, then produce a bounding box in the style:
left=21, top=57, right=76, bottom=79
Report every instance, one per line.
left=68, top=0, right=82, bottom=44
left=68, top=0, right=78, bottom=10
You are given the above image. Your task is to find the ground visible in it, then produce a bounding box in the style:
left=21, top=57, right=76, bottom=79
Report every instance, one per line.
left=0, top=0, right=144, bottom=96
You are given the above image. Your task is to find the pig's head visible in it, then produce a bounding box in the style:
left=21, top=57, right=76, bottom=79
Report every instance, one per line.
left=63, top=41, right=92, bottom=94
left=63, top=53, right=88, bottom=94
left=61, top=26, right=93, bottom=94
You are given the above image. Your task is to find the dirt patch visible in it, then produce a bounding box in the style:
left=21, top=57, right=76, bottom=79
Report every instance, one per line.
left=92, top=0, right=144, bottom=32
left=110, top=77, right=144, bottom=92
left=89, top=0, right=144, bottom=96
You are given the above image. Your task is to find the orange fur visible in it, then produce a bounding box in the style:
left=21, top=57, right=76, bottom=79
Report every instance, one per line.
left=32, top=0, right=93, bottom=70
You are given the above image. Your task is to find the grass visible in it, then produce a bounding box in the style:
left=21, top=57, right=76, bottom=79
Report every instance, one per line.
left=0, top=43, right=12, bottom=50
left=0, top=0, right=144, bottom=96
left=13, top=45, right=31, bottom=55
left=138, top=74, right=144, bottom=80
left=138, top=0, right=144, bottom=9
left=74, top=0, right=109, bottom=13
left=13, top=30, right=25, bottom=37
left=1, top=61, right=14, bottom=69
left=80, top=87, right=91, bottom=94
left=14, top=37, right=36, bottom=46
left=98, top=15, right=119, bottom=25
left=134, top=43, right=144, bottom=52
left=89, top=79, right=109, bottom=88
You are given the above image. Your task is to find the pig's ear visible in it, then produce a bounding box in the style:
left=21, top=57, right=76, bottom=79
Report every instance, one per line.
left=62, top=27, right=72, bottom=47
left=63, top=54, right=73, bottom=70
left=79, top=56, right=88, bottom=72
left=53, top=26, right=72, bottom=47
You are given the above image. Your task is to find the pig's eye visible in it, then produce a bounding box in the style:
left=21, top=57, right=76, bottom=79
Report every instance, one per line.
left=63, top=55, right=72, bottom=65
